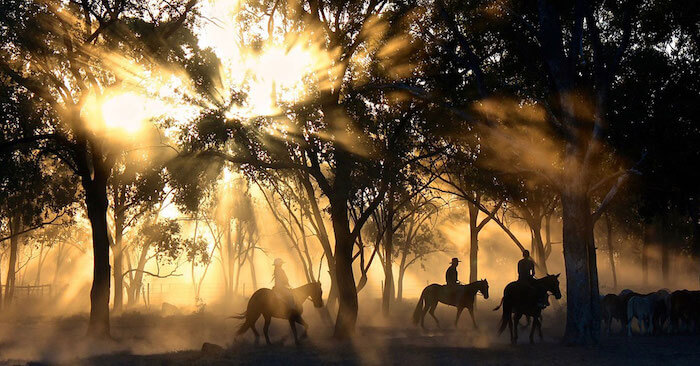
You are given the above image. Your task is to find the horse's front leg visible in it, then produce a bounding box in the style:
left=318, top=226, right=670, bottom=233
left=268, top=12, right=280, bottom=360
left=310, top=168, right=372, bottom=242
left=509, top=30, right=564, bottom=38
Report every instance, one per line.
left=295, top=316, right=309, bottom=339
left=263, top=315, right=272, bottom=345
left=507, top=311, right=514, bottom=344
left=289, top=318, right=300, bottom=346
left=512, top=313, right=522, bottom=344
left=529, top=316, right=539, bottom=344
left=468, top=307, right=478, bottom=330
left=455, top=307, right=464, bottom=328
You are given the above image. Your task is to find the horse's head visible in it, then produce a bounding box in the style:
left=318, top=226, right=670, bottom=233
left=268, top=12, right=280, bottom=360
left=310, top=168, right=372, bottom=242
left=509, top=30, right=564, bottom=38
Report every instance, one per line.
left=543, top=273, right=562, bottom=299
left=309, top=282, right=324, bottom=308
left=478, top=279, right=489, bottom=299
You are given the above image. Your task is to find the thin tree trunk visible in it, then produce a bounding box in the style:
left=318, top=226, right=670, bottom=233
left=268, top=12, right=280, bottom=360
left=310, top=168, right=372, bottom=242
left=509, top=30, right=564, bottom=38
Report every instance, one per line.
left=249, top=245, right=257, bottom=291
left=661, top=215, right=670, bottom=282
left=112, top=212, right=125, bottom=312
left=127, top=245, right=149, bottom=307
left=5, top=217, right=20, bottom=307
left=397, top=248, right=408, bottom=302
left=605, top=214, right=617, bottom=290
left=642, top=221, right=651, bottom=285
left=382, top=189, right=395, bottom=317
left=468, top=201, right=479, bottom=283
left=530, top=220, right=549, bottom=276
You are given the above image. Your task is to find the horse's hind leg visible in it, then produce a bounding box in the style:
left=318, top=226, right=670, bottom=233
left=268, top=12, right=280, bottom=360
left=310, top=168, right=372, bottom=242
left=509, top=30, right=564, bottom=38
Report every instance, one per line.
left=455, top=307, right=464, bottom=328
left=507, top=312, right=514, bottom=344
left=538, top=316, right=544, bottom=340
left=428, top=303, right=441, bottom=329
left=263, top=315, right=272, bottom=345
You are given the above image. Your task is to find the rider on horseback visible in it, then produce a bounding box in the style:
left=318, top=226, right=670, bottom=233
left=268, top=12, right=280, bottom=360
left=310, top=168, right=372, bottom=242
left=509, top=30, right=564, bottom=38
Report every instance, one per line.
left=446, top=257, right=461, bottom=303
left=273, top=258, right=299, bottom=314
left=517, top=250, right=535, bottom=284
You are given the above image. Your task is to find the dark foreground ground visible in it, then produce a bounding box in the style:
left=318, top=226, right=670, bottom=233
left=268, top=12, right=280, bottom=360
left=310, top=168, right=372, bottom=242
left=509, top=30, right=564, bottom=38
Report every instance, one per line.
left=1, top=301, right=699, bottom=365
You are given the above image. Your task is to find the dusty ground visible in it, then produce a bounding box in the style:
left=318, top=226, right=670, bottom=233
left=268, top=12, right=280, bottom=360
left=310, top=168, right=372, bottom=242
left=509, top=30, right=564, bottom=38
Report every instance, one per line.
left=1, top=301, right=699, bottom=365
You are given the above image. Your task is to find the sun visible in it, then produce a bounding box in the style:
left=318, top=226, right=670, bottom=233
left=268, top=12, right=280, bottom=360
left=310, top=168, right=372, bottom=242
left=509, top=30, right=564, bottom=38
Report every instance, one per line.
left=100, top=92, right=153, bottom=134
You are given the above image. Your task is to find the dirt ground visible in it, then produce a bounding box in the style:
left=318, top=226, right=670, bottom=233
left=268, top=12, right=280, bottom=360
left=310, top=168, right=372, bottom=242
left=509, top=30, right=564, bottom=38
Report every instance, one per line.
left=1, top=300, right=699, bottom=365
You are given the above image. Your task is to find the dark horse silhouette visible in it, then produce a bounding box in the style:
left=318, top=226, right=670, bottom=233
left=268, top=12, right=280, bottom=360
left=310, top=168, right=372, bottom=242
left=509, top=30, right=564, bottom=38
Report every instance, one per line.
left=412, top=279, right=489, bottom=329
left=232, top=282, right=323, bottom=346
left=494, top=274, right=561, bottom=344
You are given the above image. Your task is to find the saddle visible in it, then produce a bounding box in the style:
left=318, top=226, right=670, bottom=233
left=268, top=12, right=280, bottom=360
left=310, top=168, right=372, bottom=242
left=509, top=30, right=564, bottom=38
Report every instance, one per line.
left=441, top=283, right=465, bottom=305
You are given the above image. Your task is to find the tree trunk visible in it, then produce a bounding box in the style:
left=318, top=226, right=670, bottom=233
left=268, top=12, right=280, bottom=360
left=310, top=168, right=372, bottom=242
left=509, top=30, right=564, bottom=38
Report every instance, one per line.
left=467, top=202, right=479, bottom=283
left=84, top=179, right=112, bottom=337
left=382, top=191, right=395, bottom=317
left=642, top=221, right=651, bottom=285
left=529, top=220, right=549, bottom=276
left=561, top=171, right=600, bottom=344
left=249, top=246, right=257, bottom=291
left=661, top=215, right=670, bottom=282
left=330, top=156, right=358, bottom=338
left=112, top=213, right=125, bottom=312
left=4, top=217, right=20, bottom=307
left=397, top=249, right=408, bottom=302
left=604, top=214, right=617, bottom=290
left=299, top=173, right=337, bottom=306
left=127, top=245, right=149, bottom=307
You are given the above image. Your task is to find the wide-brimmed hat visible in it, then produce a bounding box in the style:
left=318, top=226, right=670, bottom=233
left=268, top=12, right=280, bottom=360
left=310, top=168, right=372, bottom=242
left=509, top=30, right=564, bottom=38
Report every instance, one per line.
left=450, top=257, right=461, bottom=264
left=273, top=258, right=285, bottom=266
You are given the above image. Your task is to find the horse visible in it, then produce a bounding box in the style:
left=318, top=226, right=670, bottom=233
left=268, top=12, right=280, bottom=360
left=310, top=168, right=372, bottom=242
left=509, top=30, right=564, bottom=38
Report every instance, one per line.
left=627, top=294, right=655, bottom=336
left=232, top=282, right=323, bottom=346
left=601, top=293, right=625, bottom=334
left=669, top=290, right=700, bottom=333
left=412, top=279, right=489, bottom=330
left=494, top=274, right=562, bottom=344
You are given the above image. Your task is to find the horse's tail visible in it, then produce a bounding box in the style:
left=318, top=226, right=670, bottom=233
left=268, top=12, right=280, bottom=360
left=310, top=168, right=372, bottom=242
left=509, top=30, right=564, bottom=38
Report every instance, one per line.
left=227, top=312, right=246, bottom=320
left=493, top=297, right=504, bottom=311
left=496, top=299, right=510, bottom=336
left=412, top=288, right=427, bottom=325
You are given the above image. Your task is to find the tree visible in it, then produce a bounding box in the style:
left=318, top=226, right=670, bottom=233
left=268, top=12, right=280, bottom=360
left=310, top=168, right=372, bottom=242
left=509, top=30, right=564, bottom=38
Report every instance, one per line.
left=0, top=0, right=199, bottom=336
left=179, top=0, right=433, bottom=337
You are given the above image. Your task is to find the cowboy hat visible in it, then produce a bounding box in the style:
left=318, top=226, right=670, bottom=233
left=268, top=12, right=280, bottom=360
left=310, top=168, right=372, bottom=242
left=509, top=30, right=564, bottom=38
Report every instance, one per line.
left=450, top=257, right=461, bottom=264
left=273, top=258, right=285, bottom=266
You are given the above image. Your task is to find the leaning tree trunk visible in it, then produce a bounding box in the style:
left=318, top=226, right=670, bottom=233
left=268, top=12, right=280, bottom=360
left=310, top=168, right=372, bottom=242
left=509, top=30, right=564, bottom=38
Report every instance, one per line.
left=529, top=220, right=549, bottom=276
left=4, top=217, right=20, bottom=307
left=84, top=178, right=112, bottom=337
left=561, top=167, right=600, bottom=344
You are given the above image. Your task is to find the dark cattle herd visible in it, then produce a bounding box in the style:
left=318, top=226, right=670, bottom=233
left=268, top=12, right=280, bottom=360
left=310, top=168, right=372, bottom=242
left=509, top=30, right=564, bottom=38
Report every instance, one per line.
left=602, top=289, right=700, bottom=336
